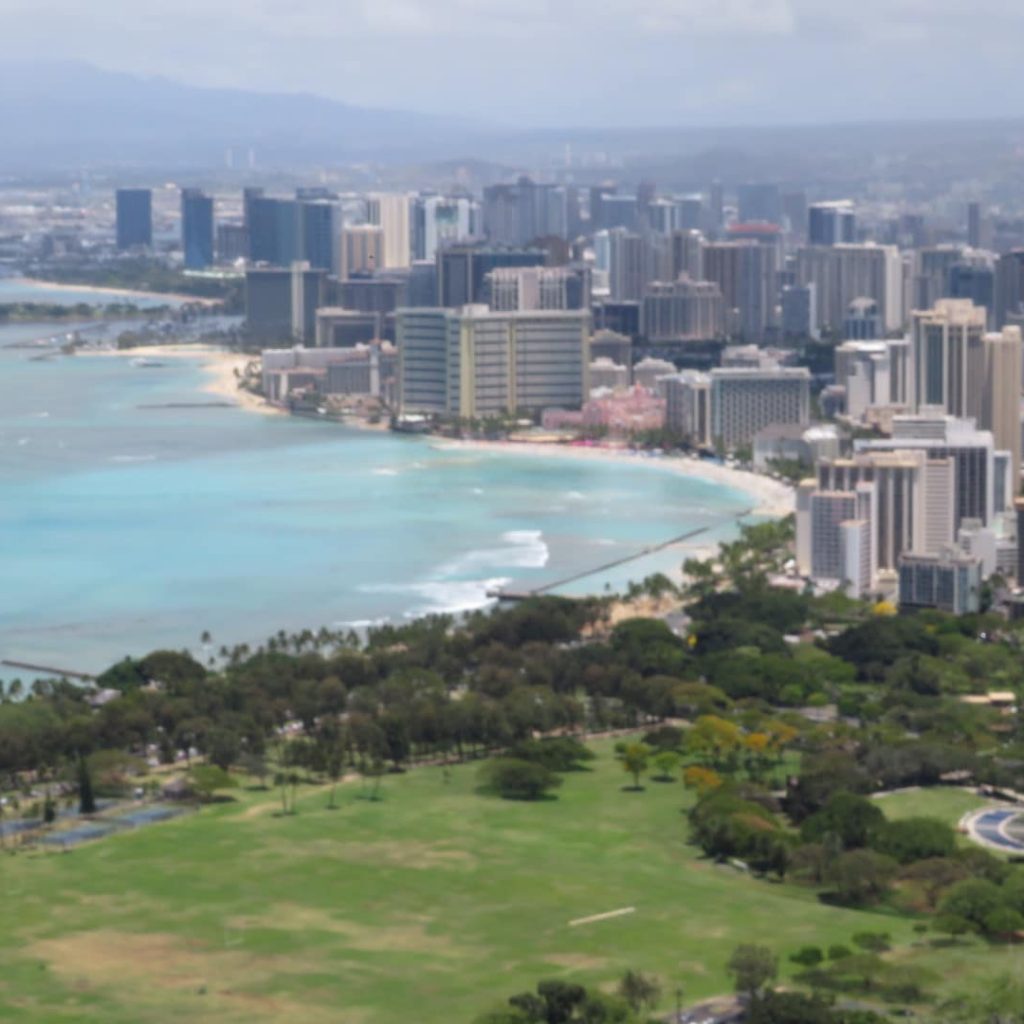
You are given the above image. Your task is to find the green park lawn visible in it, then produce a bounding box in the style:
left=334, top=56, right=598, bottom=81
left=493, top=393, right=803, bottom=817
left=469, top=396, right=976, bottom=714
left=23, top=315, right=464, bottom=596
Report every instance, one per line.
left=0, top=742, right=1015, bottom=1024
left=871, top=786, right=992, bottom=826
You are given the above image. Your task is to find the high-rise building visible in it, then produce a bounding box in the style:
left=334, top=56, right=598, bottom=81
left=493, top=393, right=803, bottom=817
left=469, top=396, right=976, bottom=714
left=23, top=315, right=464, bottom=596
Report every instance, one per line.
left=857, top=413, right=998, bottom=527
left=367, top=194, right=412, bottom=269
left=949, top=262, right=995, bottom=325
left=338, top=225, right=384, bottom=280
left=899, top=550, right=982, bottom=614
left=911, top=299, right=987, bottom=418
left=248, top=196, right=301, bottom=266
left=994, top=250, right=1024, bottom=329
left=780, top=284, right=818, bottom=340
left=603, top=229, right=651, bottom=302
left=180, top=188, right=214, bottom=269
left=808, top=201, right=856, bottom=246
left=843, top=297, right=882, bottom=340
left=709, top=367, right=810, bottom=448
left=702, top=241, right=779, bottom=341
left=834, top=338, right=912, bottom=421
left=484, top=266, right=590, bottom=312
left=795, top=243, right=903, bottom=335
left=482, top=179, right=568, bottom=245
left=300, top=201, right=339, bottom=274
left=396, top=306, right=590, bottom=417
left=736, top=183, right=781, bottom=225
left=967, top=201, right=982, bottom=249
left=981, top=326, right=1023, bottom=495
left=244, top=262, right=325, bottom=344
left=116, top=188, right=152, bottom=250
left=663, top=372, right=712, bottom=446
left=436, top=245, right=547, bottom=308
left=416, top=196, right=475, bottom=261
left=641, top=277, right=724, bottom=343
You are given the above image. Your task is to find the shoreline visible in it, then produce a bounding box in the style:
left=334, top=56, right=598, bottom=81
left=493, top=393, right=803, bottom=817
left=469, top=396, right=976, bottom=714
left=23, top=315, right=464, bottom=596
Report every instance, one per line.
left=430, top=438, right=795, bottom=519
left=6, top=277, right=219, bottom=307
left=80, top=344, right=285, bottom=417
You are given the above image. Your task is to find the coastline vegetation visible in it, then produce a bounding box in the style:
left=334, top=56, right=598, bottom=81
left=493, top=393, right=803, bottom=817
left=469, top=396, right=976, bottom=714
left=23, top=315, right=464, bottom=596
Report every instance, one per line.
left=1, top=523, right=1023, bottom=1019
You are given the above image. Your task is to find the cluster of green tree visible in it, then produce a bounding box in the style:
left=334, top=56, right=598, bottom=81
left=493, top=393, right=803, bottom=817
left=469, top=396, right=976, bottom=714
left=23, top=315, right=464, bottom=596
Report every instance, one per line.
left=0, top=301, right=162, bottom=322
left=476, top=975, right=655, bottom=1024
left=477, top=737, right=594, bottom=800
left=29, top=261, right=242, bottom=309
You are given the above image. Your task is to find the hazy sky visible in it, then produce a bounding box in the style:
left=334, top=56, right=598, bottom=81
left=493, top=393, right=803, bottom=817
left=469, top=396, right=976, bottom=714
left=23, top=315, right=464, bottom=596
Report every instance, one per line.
left=4, top=0, right=1023, bottom=126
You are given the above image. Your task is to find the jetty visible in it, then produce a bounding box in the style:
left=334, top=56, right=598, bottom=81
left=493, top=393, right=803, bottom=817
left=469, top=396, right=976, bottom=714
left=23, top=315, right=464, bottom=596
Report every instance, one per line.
left=1, top=659, right=96, bottom=681
left=488, top=511, right=752, bottom=602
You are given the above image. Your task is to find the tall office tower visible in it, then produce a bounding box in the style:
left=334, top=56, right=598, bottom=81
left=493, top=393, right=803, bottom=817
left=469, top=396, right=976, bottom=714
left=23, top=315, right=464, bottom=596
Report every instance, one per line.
left=484, top=266, right=590, bottom=312
left=242, top=187, right=265, bottom=234
left=367, top=193, right=412, bottom=269
left=807, top=489, right=872, bottom=593
left=702, top=240, right=779, bottom=342
left=807, top=200, right=856, bottom=246
left=709, top=367, right=810, bottom=448
left=816, top=450, right=956, bottom=572
left=244, top=262, right=325, bottom=344
left=911, top=299, right=987, bottom=418
left=671, top=229, right=705, bottom=281
left=589, top=183, right=617, bottom=230
left=982, top=326, right=1023, bottom=494
left=417, top=196, right=474, bottom=262
left=338, top=224, right=383, bottom=280
left=115, top=188, right=152, bottom=250
left=913, top=245, right=963, bottom=310
left=834, top=338, right=912, bottom=420
left=843, top=297, right=882, bottom=340
left=967, top=201, right=982, bottom=249
left=247, top=196, right=300, bottom=266
left=216, top=223, right=248, bottom=262
left=641, top=277, right=724, bottom=343
left=298, top=201, right=339, bottom=274
left=858, top=413, right=998, bottom=526
left=436, top=244, right=547, bottom=308
left=675, top=197, right=703, bottom=232
left=947, top=261, right=994, bottom=322
left=396, top=306, right=590, bottom=417
left=482, top=179, right=568, bottom=246
left=994, top=250, right=1024, bottom=329
left=795, top=243, right=903, bottom=335
left=407, top=260, right=438, bottom=307
left=664, top=372, right=712, bottom=446
left=782, top=191, right=808, bottom=239
left=605, top=228, right=651, bottom=302
left=647, top=199, right=678, bottom=235
left=899, top=550, right=982, bottom=614
left=780, top=283, right=818, bottom=340
left=737, top=183, right=782, bottom=225
left=180, top=188, right=214, bottom=269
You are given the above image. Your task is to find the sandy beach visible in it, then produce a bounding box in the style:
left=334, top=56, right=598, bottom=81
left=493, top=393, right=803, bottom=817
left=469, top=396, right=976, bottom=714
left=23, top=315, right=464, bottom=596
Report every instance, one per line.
left=81, top=344, right=284, bottom=416
left=8, top=277, right=219, bottom=307
left=431, top=438, right=795, bottom=518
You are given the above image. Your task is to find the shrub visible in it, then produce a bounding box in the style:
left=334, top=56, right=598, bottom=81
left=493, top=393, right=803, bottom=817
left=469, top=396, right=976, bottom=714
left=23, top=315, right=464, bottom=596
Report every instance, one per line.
left=479, top=758, right=562, bottom=801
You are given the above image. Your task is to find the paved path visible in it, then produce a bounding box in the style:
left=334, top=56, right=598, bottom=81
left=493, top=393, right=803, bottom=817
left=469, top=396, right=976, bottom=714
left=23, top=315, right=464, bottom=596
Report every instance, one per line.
left=961, top=806, right=1024, bottom=853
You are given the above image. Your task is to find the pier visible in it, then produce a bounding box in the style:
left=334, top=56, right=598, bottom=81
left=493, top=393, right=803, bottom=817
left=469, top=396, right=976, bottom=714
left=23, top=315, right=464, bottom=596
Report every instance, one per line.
left=1, top=659, right=96, bottom=681
left=488, top=510, right=753, bottom=602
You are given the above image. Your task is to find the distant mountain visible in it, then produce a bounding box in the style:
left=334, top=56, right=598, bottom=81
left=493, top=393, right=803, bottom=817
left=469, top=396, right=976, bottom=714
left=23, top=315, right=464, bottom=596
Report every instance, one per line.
left=0, top=60, right=490, bottom=169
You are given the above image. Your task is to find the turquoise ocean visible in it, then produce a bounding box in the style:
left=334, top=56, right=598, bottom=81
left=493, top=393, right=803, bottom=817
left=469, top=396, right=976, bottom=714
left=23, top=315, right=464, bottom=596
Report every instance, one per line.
left=0, top=287, right=753, bottom=677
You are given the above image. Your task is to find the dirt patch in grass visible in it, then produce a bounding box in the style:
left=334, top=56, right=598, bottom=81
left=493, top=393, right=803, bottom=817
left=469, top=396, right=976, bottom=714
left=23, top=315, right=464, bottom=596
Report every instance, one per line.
left=337, top=840, right=477, bottom=870
left=545, top=953, right=610, bottom=970
left=29, top=929, right=354, bottom=1024
left=228, top=904, right=472, bottom=958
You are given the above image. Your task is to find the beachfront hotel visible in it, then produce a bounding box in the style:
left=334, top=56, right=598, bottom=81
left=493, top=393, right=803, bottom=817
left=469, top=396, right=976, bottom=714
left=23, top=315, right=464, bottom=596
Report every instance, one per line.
left=396, top=305, right=591, bottom=419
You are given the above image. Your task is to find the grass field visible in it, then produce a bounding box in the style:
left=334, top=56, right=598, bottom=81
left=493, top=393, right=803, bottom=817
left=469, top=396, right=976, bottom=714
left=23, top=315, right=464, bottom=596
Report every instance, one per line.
left=871, top=787, right=992, bottom=826
left=0, top=742, right=1016, bottom=1024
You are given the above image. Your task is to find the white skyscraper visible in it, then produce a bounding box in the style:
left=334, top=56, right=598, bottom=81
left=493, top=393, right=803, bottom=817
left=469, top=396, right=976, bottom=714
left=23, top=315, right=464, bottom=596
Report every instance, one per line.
left=367, top=193, right=413, bottom=269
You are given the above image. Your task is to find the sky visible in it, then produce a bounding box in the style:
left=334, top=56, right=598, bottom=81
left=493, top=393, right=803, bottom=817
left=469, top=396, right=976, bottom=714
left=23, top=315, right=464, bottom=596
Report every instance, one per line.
left=3, top=0, right=1023, bottom=127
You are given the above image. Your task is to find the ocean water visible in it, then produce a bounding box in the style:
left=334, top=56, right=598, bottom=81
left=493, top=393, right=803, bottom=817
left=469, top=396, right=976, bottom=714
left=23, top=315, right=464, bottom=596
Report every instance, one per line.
left=0, top=330, right=751, bottom=676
